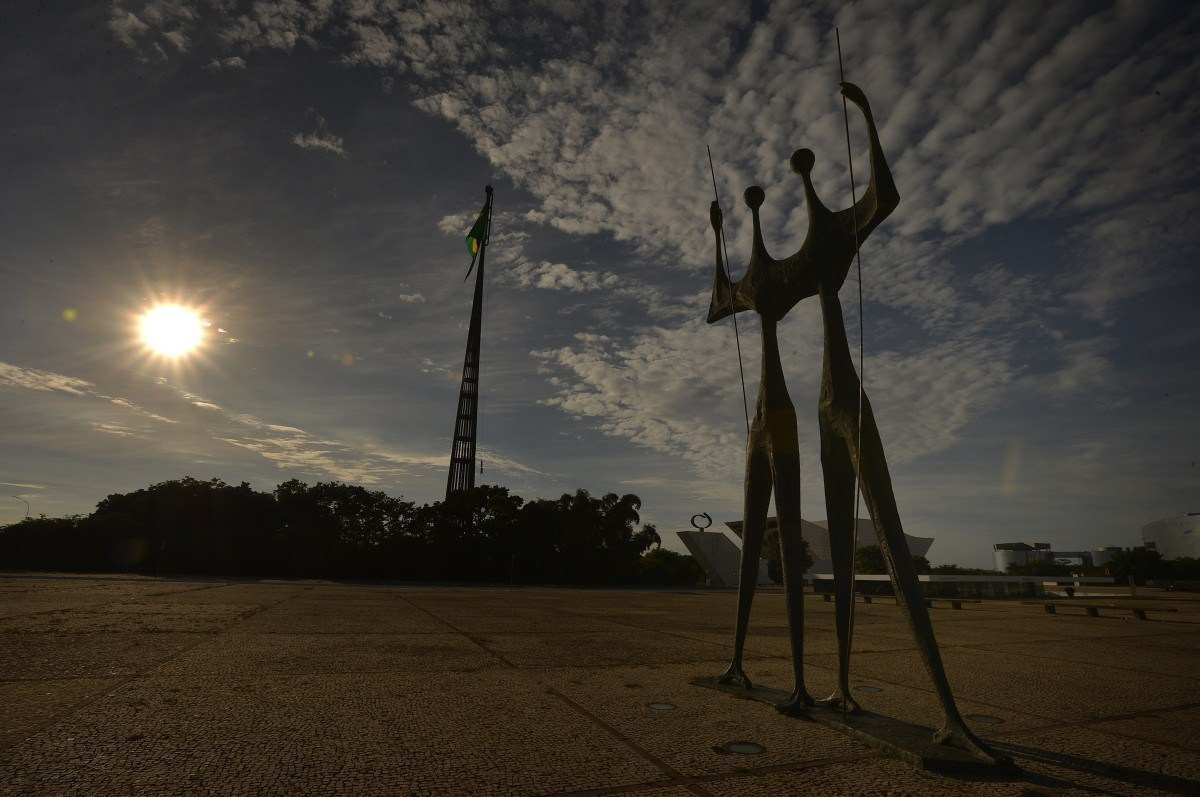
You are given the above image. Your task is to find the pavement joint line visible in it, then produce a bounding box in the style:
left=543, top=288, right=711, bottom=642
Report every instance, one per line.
left=394, top=594, right=520, bottom=668
left=825, top=643, right=1200, bottom=720
left=0, top=585, right=226, bottom=619
left=144, top=581, right=234, bottom=598
left=545, top=686, right=718, bottom=797
left=1, top=664, right=507, bottom=686
left=990, top=738, right=1200, bottom=794
left=557, top=612, right=1173, bottom=664
left=784, top=656, right=1200, bottom=745
left=1009, top=700, right=1200, bottom=753
left=945, top=641, right=1200, bottom=683
left=0, top=586, right=310, bottom=752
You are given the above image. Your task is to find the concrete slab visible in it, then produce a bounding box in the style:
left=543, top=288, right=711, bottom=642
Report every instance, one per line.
left=0, top=633, right=201, bottom=679
left=804, top=646, right=1200, bottom=723
left=0, top=602, right=254, bottom=634
left=1, top=577, right=1197, bottom=795
left=156, top=632, right=502, bottom=676
left=237, top=598, right=454, bottom=634
left=0, top=671, right=666, bottom=796
left=537, top=664, right=866, bottom=779
left=477, top=630, right=732, bottom=669
left=0, top=678, right=117, bottom=749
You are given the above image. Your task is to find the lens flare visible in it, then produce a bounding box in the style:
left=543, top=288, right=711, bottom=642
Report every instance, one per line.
left=139, top=304, right=205, bottom=357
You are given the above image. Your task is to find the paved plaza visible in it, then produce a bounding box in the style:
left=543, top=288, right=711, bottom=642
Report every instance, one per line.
left=1, top=575, right=1198, bottom=795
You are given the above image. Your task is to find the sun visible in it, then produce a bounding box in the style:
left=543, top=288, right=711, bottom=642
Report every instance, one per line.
left=138, top=304, right=205, bottom=357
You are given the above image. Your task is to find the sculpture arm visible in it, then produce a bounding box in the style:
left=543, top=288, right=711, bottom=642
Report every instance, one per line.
left=706, top=201, right=740, bottom=323
left=835, top=82, right=900, bottom=242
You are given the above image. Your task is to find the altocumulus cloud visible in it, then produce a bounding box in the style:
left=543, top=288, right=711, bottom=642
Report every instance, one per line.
left=108, top=1, right=1198, bottom=503
left=291, top=110, right=347, bottom=158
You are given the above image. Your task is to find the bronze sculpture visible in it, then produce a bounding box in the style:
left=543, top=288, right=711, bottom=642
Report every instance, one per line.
left=706, top=81, right=1002, bottom=763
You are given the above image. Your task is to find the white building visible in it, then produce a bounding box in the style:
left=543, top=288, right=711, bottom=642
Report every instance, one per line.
left=676, top=529, right=770, bottom=587
left=1142, top=513, right=1200, bottom=560
left=681, top=513, right=931, bottom=583
left=992, top=542, right=1052, bottom=572
left=993, top=543, right=1128, bottom=571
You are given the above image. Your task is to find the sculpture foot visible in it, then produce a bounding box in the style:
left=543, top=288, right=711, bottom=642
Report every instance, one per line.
left=933, top=722, right=1011, bottom=766
left=774, top=688, right=814, bottom=717
left=716, top=663, right=752, bottom=691
left=817, top=690, right=862, bottom=714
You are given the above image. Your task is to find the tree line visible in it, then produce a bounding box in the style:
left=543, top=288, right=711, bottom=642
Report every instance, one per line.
left=0, top=478, right=704, bottom=586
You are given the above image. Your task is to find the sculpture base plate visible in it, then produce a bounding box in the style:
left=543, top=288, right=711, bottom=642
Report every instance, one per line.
left=690, top=677, right=1013, bottom=774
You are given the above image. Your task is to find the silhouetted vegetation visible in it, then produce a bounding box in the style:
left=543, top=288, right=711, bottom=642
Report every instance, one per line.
left=1102, top=547, right=1161, bottom=585
left=763, top=525, right=813, bottom=583
left=1163, top=557, right=1200, bottom=584
left=0, top=478, right=699, bottom=586
left=852, top=544, right=930, bottom=576
left=1100, top=548, right=1200, bottom=586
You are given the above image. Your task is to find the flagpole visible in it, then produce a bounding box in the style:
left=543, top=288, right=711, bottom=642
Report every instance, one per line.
left=446, top=185, right=493, bottom=499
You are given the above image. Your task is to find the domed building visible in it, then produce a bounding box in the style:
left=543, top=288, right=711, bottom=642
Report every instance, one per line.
left=1142, top=513, right=1200, bottom=560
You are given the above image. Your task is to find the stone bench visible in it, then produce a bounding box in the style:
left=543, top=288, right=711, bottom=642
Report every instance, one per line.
left=1042, top=603, right=1179, bottom=620
left=818, top=594, right=978, bottom=609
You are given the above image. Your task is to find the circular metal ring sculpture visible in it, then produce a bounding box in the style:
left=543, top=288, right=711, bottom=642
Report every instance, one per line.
left=690, top=512, right=713, bottom=530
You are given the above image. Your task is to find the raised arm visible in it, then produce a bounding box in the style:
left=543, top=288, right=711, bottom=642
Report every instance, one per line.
left=706, top=201, right=739, bottom=323
left=834, top=82, right=900, bottom=242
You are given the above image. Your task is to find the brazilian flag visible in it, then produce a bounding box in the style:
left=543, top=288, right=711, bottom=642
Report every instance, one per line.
left=463, top=190, right=492, bottom=280
left=465, top=204, right=488, bottom=257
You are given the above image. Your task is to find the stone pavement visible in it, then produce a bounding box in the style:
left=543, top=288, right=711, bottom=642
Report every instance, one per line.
left=1, top=575, right=1198, bottom=795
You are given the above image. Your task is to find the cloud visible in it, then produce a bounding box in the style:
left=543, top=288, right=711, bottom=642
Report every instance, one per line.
left=108, top=1, right=197, bottom=59
left=0, top=361, right=548, bottom=488
left=205, top=55, right=246, bottom=71
left=505, top=261, right=619, bottom=293
left=106, top=397, right=178, bottom=424
left=1, top=361, right=182, bottom=428
left=1038, top=337, right=1114, bottom=398
left=396, top=293, right=426, bottom=304
left=162, top=29, right=188, bottom=52
left=0, top=362, right=94, bottom=395
left=100, top=1, right=1198, bottom=527
left=291, top=110, right=347, bottom=158
left=1064, top=192, right=1200, bottom=321
left=108, top=10, right=150, bottom=48
left=115, top=3, right=1199, bottom=319
left=291, top=131, right=346, bottom=158
left=533, top=302, right=1014, bottom=496
left=153, top=381, right=544, bottom=485
left=92, top=422, right=142, bottom=438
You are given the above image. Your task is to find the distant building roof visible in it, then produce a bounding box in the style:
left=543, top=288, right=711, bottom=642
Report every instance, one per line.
left=993, top=542, right=1034, bottom=551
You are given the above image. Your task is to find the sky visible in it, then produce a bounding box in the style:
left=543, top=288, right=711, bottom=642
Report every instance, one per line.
left=1, top=0, right=1197, bottom=568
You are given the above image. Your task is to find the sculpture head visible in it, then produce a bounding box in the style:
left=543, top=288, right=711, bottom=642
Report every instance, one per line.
left=789, top=148, right=815, bottom=175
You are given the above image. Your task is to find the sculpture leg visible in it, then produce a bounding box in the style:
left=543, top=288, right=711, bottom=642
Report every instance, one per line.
left=717, top=421, right=772, bottom=690
left=769, top=428, right=815, bottom=715
left=816, top=405, right=861, bottom=714
left=849, top=392, right=1006, bottom=763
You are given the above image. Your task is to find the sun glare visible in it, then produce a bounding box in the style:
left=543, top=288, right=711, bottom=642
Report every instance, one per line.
left=139, top=304, right=205, bottom=357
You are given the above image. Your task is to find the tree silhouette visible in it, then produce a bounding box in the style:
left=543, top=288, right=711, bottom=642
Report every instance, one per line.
left=0, top=478, right=691, bottom=585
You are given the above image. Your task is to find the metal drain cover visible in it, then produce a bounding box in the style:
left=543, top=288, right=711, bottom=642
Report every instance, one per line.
left=716, top=740, right=765, bottom=755
left=964, top=713, right=1004, bottom=726
left=647, top=702, right=676, bottom=711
